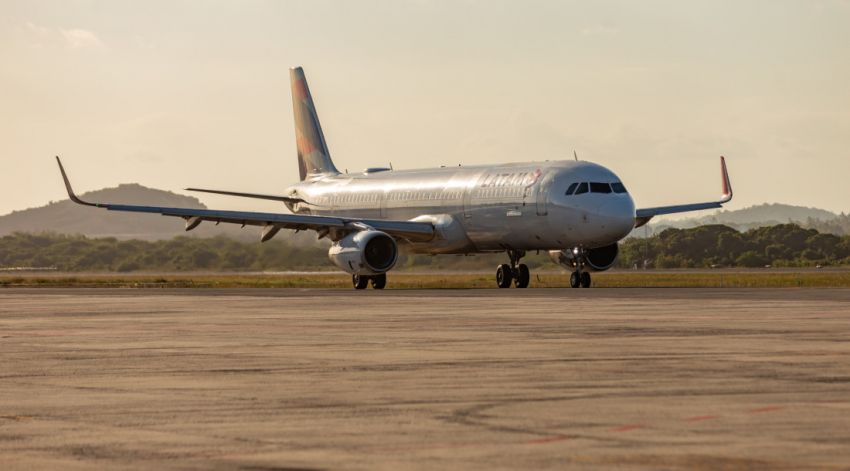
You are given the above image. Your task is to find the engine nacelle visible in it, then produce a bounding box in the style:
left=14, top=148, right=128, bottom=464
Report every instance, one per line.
left=584, top=243, right=619, bottom=271
left=328, top=230, right=398, bottom=275
left=548, top=243, right=619, bottom=272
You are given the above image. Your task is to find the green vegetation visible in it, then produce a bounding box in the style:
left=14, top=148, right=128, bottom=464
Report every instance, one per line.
left=804, top=213, right=850, bottom=236
left=619, top=224, right=850, bottom=268
left=0, top=233, right=329, bottom=272
left=1, top=223, right=849, bottom=275
left=2, top=271, right=850, bottom=289
left=0, top=232, right=554, bottom=272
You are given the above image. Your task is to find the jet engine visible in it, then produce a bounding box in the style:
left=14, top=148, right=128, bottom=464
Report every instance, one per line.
left=584, top=243, right=619, bottom=271
left=548, top=243, right=619, bottom=272
left=328, top=230, right=398, bottom=275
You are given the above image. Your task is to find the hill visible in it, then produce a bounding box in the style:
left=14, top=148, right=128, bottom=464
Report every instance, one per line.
left=0, top=184, right=320, bottom=245
left=637, top=203, right=843, bottom=236
left=0, top=184, right=212, bottom=240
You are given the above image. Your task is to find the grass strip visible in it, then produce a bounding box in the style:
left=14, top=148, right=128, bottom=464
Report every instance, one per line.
left=2, top=271, right=850, bottom=289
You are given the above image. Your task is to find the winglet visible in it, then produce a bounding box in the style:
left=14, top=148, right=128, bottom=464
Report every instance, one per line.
left=55, top=156, right=97, bottom=207
left=719, top=156, right=733, bottom=203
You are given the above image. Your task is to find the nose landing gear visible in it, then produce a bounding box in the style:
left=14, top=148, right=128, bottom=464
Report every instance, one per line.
left=566, top=248, right=592, bottom=288
left=495, top=250, right=530, bottom=288
left=569, top=270, right=591, bottom=288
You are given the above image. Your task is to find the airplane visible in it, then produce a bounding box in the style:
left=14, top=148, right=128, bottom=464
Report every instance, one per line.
left=56, top=66, right=733, bottom=290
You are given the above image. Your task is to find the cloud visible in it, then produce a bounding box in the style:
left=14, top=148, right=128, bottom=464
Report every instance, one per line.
left=25, top=22, right=51, bottom=37
left=22, top=21, right=106, bottom=50
left=60, top=28, right=105, bottom=49
left=581, top=25, right=619, bottom=36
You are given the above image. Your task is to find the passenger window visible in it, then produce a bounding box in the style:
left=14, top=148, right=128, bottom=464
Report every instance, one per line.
left=565, top=182, right=578, bottom=195
left=611, top=182, right=628, bottom=194
left=590, top=182, right=612, bottom=194
left=574, top=182, right=589, bottom=195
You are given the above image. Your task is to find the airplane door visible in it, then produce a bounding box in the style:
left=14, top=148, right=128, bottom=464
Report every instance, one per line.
left=535, top=171, right=554, bottom=216
left=462, top=170, right=486, bottom=220
left=379, top=190, right=387, bottom=219
left=462, top=184, right=473, bottom=219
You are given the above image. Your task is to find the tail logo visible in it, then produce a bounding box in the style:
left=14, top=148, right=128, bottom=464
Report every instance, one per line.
left=290, top=67, right=339, bottom=181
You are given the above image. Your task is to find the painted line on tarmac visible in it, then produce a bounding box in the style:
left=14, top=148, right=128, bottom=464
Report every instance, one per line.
left=526, top=434, right=572, bottom=445
left=609, top=423, right=645, bottom=432
left=684, top=415, right=719, bottom=422
left=375, top=405, right=789, bottom=452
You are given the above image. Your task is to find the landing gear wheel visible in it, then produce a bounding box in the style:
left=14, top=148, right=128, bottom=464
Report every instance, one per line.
left=370, top=274, right=387, bottom=290
left=352, top=274, right=369, bottom=290
left=496, top=264, right=513, bottom=288
left=569, top=271, right=581, bottom=288
left=580, top=271, right=591, bottom=288
left=515, top=264, right=530, bottom=288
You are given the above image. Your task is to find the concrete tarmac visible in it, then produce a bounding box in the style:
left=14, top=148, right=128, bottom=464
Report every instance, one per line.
left=1, top=288, right=849, bottom=470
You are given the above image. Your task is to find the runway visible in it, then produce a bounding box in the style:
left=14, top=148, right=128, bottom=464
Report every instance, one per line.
left=1, top=289, right=849, bottom=470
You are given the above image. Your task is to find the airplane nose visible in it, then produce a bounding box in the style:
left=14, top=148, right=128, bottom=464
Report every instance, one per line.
left=596, top=198, right=636, bottom=241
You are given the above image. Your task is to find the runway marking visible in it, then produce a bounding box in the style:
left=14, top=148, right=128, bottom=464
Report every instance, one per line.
left=0, top=415, right=32, bottom=421
left=749, top=405, right=783, bottom=414
left=526, top=434, right=571, bottom=445
left=609, top=423, right=644, bottom=432
left=684, top=415, right=718, bottom=422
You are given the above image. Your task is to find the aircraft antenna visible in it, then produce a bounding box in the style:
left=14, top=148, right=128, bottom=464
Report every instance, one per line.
left=573, top=150, right=578, bottom=161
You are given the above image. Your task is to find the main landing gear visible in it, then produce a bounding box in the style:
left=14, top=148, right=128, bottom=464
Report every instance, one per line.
left=352, top=273, right=386, bottom=290
left=496, top=249, right=530, bottom=288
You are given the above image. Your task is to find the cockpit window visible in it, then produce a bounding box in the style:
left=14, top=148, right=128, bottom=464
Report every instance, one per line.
left=574, top=182, right=589, bottom=195
left=590, top=182, right=612, bottom=194
left=565, top=182, right=578, bottom=195
left=611, top=182, right=628, bottom=194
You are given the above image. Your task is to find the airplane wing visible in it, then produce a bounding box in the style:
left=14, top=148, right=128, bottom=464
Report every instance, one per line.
left=56, top=157, right=434, bottom=243
left=634, top=156, right=733, bottom=228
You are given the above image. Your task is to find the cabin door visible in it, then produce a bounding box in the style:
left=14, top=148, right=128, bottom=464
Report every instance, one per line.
left=535, top=171, right=554, bottom=216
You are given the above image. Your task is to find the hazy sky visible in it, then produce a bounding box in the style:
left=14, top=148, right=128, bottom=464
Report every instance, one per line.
left=1, top=0, right=849, bottom=217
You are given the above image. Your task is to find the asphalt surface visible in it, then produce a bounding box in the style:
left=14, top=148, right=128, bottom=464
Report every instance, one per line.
left=1, top=288, right=849, bottom=470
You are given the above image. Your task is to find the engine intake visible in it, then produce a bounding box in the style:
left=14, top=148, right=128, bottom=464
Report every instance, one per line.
left=585, top=243, right=619, bottom=271
left=328, top=230, right=398, bottom=275
left=548, top=243, right=619, bottom=272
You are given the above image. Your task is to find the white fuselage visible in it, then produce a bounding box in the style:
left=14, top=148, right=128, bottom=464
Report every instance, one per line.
left=284, top=160, right=636, bottom=254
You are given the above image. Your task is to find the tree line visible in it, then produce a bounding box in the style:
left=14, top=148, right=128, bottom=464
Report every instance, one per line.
left=0, top=233, right=330, bottom=272
left=1, top=224, right=848, bottom=272
left=618, top=224, right=850, bottom=268
left=0, top=232, right=549, bottom=272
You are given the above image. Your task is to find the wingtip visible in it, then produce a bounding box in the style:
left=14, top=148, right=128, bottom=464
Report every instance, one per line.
left=720, top=155, right=733, bottom=203
left=55, top=157, right=96, bottom=207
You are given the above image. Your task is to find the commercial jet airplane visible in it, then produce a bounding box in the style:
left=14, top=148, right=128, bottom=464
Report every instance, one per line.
left=56, top=66, right=733, bottom=290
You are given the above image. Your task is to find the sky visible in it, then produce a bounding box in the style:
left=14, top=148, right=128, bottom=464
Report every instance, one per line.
left=1, top=0, right=849, bottom=217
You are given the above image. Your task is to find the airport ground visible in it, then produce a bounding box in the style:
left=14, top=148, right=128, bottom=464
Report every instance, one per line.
left=1, top=288, right=850, bottom=470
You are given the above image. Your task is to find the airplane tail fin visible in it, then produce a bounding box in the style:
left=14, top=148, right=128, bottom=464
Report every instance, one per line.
left=290, top=67, right=340, bottom=181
